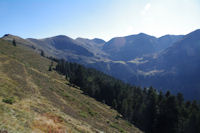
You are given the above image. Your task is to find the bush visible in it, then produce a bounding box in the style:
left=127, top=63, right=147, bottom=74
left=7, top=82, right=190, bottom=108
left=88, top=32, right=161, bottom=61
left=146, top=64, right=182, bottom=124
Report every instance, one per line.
left=2, top=97, right=15, bottom=104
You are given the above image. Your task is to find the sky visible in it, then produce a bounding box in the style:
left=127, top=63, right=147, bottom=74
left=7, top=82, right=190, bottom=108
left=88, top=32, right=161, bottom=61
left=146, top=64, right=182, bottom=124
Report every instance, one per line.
left=0, top=0, right=200, bottom=41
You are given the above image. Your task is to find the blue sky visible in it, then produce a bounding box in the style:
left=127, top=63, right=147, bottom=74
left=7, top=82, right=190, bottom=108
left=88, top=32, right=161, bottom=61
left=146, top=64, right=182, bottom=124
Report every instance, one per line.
left=0, top=0, right=200, bottom=41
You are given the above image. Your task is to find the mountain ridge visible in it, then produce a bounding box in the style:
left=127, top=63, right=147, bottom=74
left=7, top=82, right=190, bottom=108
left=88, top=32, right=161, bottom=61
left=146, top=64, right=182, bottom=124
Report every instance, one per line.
left=2, top=29, right=199, bottom=100
left=128, top=29, right=200, bottom=99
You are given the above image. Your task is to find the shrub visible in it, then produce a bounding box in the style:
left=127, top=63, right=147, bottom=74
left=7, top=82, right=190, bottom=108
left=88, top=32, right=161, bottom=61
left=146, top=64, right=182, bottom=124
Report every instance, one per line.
left=2, top=97, right=15, bottom=104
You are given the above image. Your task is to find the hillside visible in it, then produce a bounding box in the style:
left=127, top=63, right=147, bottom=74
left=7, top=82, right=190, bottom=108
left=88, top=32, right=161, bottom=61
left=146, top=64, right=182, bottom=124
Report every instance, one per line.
left=2, top=30, right=199, bottom=100
left=0, top=39, right=141, bottom=133
left=128, top=29, right=200, bottom=100
left=102, top=33, right=183, bottom=61
left=28, top=35, right=94, bottom=57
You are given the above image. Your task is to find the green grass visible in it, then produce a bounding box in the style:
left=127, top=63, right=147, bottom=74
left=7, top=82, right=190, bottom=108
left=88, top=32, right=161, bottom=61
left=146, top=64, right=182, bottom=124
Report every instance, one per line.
left=110, top=123, right=127, bottom=133
left=79, top=111, right=88, bottom=118
left=87, top=108, right=97, bottom=117
left=2, top=97, right=15, bottom=104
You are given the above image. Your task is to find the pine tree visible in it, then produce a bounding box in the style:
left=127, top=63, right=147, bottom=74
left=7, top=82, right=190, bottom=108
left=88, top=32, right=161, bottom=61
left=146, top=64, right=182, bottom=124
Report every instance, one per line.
left=54, top=59, right=200, bottom=133
left=48, top=61, right=53, bottom=71
left=40, top=50, right=45, bottom=57
left=12, top=39, right=16, bottom=46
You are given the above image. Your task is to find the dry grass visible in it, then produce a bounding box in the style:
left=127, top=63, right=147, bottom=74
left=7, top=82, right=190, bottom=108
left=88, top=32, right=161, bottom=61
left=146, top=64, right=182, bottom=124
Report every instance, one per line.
left=0, top=39, right=142, bottom=133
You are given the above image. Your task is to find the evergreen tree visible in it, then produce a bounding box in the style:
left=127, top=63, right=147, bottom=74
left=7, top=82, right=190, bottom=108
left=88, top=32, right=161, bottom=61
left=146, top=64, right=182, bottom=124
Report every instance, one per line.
left=40, top=50, right=45, bottom=57
left=54, top=59, right=200, bottom=133
left=12, top=39, right=16, bottom=46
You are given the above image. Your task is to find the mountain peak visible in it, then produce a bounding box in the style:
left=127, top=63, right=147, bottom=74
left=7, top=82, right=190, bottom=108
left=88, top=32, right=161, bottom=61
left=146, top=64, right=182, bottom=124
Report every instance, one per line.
left=1, top=34, right=26, bottom=42
left=3, top=34, right=12, bottom=37
left=137, top=32, right=149, bottom=36
left=92, top=38, right=106, bottom=44
left=2, top=34, right=19, bottom=39
left=126, top=33, right=156, bottom=40
left=52, top=35, right=72, bottom=40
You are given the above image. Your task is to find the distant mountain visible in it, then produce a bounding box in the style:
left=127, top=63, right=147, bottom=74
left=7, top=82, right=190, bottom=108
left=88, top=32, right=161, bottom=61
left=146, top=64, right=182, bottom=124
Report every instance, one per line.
left=75, top=37, right=107, bottom=57
left=103, top=33, right=183, bottom=61
left=157, top=35, right=184, bottom=51
left=128, top=29, right=200, bottom=100
left=3, top=33, right=181, bottom=63
left=28, top=35, right=94, bottom=57
left=103, top=33, right=157, bottom=61
left=92, top=38, right=106, bottom=44
left=76, top=37, right=105, bottom=46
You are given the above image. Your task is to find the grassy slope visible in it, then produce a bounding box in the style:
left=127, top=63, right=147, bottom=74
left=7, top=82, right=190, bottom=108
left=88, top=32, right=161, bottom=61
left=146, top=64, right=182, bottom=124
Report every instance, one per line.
left=0, top=39, right=142, bottom=133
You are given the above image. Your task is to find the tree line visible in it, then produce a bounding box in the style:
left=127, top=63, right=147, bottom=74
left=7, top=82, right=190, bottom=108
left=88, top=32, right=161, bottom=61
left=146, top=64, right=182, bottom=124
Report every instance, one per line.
left=55, top=59, right=200, bottom=133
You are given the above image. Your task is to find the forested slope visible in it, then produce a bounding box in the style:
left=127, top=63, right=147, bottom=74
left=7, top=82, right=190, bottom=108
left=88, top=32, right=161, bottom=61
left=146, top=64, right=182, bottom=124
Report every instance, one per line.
left=56, top=59, right=200, bottom=133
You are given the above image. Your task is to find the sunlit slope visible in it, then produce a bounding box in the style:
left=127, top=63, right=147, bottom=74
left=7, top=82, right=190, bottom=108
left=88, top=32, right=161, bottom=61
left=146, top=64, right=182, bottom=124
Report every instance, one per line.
left=0, top=39, right=141, bottom=133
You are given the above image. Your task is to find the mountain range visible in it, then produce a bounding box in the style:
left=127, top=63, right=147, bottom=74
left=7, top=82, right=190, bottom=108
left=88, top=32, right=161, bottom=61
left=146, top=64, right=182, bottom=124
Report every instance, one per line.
left=103, top=33, right=183, bottom=61
left=2, top=29, right=200, bottom=100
